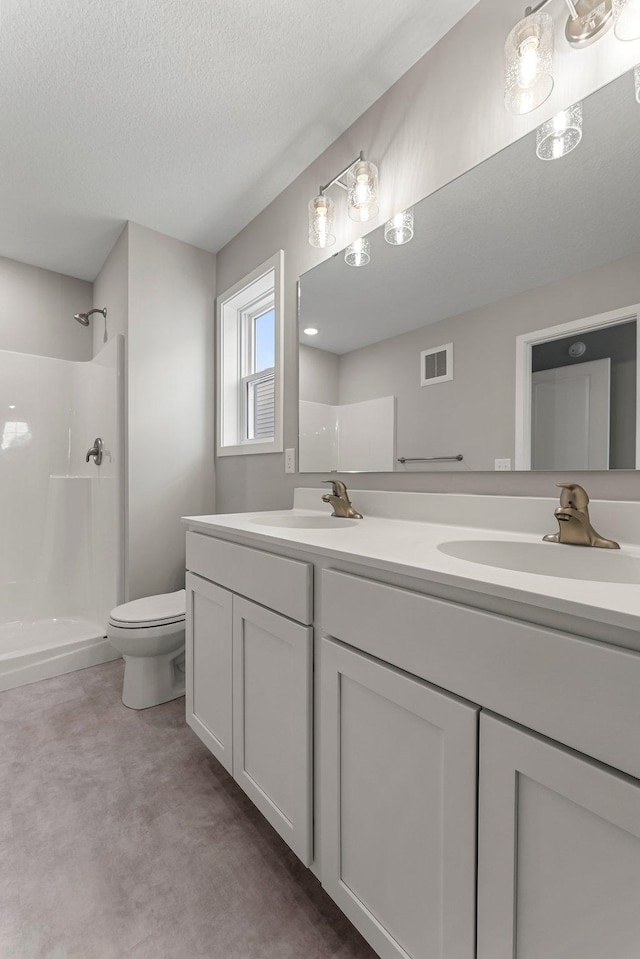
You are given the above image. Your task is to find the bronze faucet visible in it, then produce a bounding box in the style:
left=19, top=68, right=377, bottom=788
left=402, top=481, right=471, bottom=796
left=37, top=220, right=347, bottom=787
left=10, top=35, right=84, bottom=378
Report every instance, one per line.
left=543, top=483, right=619, bottom=549
left=322, top=480, right=363, bottom=519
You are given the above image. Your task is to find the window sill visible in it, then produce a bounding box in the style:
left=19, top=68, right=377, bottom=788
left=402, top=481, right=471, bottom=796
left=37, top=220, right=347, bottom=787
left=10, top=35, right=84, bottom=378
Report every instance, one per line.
left=217, top=439, right=283, bottom=458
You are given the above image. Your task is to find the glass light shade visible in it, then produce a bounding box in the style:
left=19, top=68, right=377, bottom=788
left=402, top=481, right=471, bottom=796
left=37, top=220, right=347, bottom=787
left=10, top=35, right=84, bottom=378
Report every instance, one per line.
left=344, top=237, right=371, bottom=267
left=536, top=102, right=583, bottom=160
left=614, top=0, right=640, bottom=39
left=308, top=194, right=336, bottom=248
left=504, top=13, right=554, bottom=115
left=347, top=160, right=379, bottom=222
left=384, top=208, right=414, bottom=245
left=636, top=64, right=640, bottom=104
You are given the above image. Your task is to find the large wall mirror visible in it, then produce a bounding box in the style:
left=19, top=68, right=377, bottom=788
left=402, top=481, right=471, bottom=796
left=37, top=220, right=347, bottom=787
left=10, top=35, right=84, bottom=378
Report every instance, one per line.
left=298, top=71, right=640, bottom=473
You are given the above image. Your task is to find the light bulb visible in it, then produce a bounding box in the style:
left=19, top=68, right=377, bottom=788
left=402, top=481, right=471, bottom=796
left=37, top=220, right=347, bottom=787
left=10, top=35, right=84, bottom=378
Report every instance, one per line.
left=553, top=111, right=569, bottom=135
left=384, top=209, right=414, bottom=245
left=308, top=194, right=336, bottom=248
left=347, top=160, right=379, bottom=222
left=614, top=0, right=640, bottom=39
left=344, top=237, right=371, bottom=267
left=303, top=328, right=319, bottom=336
left=518, top=36, right=540, bottom=87
left=536, top=102, right=583, bottom=161
left=504, top=13, right=554, bottom=115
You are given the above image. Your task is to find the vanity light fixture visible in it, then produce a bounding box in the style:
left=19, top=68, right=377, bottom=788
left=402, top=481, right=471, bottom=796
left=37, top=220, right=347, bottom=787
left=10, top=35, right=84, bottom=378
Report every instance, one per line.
left=384, top=208, right=414, bottom=245
left=504, top=12, right=554, bottom=115
left=635, top=64, right=640, bottom=102
left=505, top=0, right=616, bottom=115
left=347, top=159, right=379, bottom=222
left=308, top=194, right=336, bottom=249
left=536, top=101, right=583, bottom=159
left=307, top=152, right=379, bottom=247
left=614, top=0, right=640, bottom=39
left=303, top=327, right=319, bottom=336
left=344, top=237, right=371, bottom=267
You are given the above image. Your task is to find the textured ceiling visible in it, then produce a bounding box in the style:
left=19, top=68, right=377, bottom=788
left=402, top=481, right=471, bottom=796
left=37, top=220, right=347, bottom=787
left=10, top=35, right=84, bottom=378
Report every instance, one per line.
left=299, top=72, right=640, bottom=355
left=0, top=0, right=479, bottom=280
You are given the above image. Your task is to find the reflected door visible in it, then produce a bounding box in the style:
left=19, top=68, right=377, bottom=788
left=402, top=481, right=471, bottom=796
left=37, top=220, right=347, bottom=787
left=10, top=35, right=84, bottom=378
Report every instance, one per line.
left=532, top=358, right=610, bottom=470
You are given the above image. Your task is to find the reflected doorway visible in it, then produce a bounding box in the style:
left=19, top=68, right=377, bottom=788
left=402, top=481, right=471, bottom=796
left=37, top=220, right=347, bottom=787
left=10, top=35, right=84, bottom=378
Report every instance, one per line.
left=515, top=308, right=639, bottom=471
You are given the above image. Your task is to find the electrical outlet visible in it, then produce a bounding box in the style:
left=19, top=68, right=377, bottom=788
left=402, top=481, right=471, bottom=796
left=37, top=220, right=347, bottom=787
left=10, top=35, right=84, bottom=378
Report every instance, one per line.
left=285, top=448, right=296, bottom=474
left=495, top=458, right=512, bottom=471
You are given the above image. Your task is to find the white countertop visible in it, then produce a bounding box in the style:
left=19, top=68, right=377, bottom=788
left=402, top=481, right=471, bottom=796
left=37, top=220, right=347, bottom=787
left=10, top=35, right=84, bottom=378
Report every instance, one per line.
left=184, top=489, right=640, bottom=642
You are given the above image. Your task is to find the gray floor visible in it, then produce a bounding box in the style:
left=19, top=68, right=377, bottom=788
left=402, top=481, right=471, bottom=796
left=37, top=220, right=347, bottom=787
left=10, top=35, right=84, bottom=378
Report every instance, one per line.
left=0, top=660, right=378, bottom=959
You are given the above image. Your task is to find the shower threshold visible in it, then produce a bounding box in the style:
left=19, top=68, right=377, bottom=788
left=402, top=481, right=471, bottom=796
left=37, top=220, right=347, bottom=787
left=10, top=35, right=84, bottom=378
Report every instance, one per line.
left=0, top=617, right=120, bottom=692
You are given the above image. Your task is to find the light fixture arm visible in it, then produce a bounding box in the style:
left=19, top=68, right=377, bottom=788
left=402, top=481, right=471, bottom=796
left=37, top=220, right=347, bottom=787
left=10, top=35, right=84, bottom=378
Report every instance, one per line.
left=525, top=0, right=579, bottom=20
left=318, top=151, right=365, bottom=196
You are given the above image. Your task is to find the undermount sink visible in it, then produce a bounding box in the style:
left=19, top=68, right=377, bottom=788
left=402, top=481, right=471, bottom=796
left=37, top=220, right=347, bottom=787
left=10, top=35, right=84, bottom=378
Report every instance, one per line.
left=250, top=514, right=359, bottom=530
left=438, top=539, right=640, bottom=584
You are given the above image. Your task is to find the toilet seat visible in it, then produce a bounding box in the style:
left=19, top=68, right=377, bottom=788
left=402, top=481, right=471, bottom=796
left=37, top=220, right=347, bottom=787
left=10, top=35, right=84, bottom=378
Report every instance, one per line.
left=109, top=589, right=186, bottom=629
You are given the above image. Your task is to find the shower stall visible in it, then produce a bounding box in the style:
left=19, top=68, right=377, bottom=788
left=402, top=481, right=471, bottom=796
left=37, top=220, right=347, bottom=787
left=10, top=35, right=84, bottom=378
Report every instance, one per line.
left=0, top=336, right=124, bottom=690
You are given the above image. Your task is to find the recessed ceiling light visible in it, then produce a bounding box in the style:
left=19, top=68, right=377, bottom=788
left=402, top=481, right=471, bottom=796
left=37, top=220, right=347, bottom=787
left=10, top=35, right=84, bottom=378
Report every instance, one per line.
left=304, top=327, right=319, bottom=336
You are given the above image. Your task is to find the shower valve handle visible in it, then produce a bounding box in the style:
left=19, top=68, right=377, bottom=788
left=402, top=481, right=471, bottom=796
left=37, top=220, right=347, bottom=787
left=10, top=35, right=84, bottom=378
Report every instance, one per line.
left=86, top=437, right=103, bottom=466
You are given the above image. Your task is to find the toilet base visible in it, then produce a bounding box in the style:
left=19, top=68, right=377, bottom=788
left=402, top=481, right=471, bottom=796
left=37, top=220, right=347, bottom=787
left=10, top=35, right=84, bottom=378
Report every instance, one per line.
left=121, top=647, right=185, bottom=710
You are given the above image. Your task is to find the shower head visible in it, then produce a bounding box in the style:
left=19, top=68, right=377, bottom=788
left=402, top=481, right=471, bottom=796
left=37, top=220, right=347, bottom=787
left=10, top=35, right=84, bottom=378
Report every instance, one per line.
left=74, top=307, right=107, bottom=327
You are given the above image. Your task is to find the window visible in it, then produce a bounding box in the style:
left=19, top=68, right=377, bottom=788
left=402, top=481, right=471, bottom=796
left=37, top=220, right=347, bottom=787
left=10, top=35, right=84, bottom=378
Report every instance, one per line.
left=217, top=251, right=284, bottom=456
left=1, top=421, right=31, bottom=451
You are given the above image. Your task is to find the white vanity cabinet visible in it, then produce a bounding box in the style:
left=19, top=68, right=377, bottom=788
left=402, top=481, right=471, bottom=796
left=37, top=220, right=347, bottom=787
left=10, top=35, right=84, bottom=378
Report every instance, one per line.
left=185, top=573, right=233, bottom=773
left=185, top=532, right=313, bottom=865
left=320, top=637, right=478, bottom=959
left=231, top=596, right=312, bottom=863
left=319, top=564, right=640, bottom=959
left=478, top=713, right=640, bottom=959
left=184, top=494, right=640, bottom=959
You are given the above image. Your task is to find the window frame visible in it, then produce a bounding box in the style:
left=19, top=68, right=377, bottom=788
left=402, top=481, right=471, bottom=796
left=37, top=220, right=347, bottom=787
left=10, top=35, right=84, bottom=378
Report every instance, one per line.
left=216, top=251, right=284, bottom=457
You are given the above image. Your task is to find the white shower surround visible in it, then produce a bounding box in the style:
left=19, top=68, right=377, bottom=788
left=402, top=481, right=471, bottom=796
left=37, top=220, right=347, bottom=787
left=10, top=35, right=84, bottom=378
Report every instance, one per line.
left=0, top=337, right=124, bottom=690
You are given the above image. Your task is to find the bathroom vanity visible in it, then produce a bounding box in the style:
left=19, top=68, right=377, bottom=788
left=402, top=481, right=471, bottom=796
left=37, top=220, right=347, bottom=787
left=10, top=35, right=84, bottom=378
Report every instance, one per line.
left=183, top=489, right=640, bottom=959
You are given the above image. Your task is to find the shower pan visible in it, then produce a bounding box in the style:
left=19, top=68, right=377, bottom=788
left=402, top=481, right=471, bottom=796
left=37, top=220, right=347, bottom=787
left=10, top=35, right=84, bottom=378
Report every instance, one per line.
left=0, top=337, right=125, bottom=690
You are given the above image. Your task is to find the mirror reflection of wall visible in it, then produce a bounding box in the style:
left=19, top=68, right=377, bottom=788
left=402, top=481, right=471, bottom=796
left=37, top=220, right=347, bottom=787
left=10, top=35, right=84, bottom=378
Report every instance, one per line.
left=298, top=71, right=640, bottom=473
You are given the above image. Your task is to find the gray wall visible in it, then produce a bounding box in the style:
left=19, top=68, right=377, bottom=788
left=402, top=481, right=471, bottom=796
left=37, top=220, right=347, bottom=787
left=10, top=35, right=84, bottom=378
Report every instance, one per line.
left=91, top=223, right=217, bottom=601
left=92, top=225, right=128, bottom=356
left=329, top=253, right=640, bottom=472
left=127, top=224, right=217, bottom=600
left=0, top=255, right=92, bottom=360
left=213, top=0, right=640, bottom=511
left=299, top=344, right=339, bottom=405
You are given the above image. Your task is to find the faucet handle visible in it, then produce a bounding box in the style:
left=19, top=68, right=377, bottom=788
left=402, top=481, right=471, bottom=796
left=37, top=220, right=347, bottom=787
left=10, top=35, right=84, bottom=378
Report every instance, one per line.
left=557, top=483, right=589, bottom=509
left=322, top=479, right=347, bottom=498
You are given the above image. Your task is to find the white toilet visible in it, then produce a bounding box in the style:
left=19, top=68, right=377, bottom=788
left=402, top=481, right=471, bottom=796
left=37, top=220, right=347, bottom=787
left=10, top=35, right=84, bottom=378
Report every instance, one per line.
left=107, top=589, right=186, bottom=709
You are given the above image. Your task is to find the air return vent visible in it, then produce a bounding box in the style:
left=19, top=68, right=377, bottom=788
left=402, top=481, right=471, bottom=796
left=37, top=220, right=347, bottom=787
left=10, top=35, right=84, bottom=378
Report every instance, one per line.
left=420, top=343, right=453, bottom=387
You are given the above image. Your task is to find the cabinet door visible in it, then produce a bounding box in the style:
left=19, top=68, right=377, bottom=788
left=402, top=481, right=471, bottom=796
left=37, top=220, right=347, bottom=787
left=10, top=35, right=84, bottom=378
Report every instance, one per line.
left=185, top=573, right=233, bottom=774
left=232, top=597, right=313, bottom=865
left=320, top=637, right=478, bottom=959
left=478, top=713, right=640, bottom=959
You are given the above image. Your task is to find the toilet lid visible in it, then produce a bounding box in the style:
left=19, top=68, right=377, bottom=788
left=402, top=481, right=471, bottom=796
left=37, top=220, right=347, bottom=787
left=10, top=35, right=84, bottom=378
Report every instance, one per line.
left=109, top=589, right=186, bottom=628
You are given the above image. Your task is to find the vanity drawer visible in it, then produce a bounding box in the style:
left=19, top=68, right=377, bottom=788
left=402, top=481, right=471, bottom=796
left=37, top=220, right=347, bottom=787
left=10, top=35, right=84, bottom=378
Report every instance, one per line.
left=186, top=532, right=312, bottom=625
left=321, top=569, right=640, bottom=780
